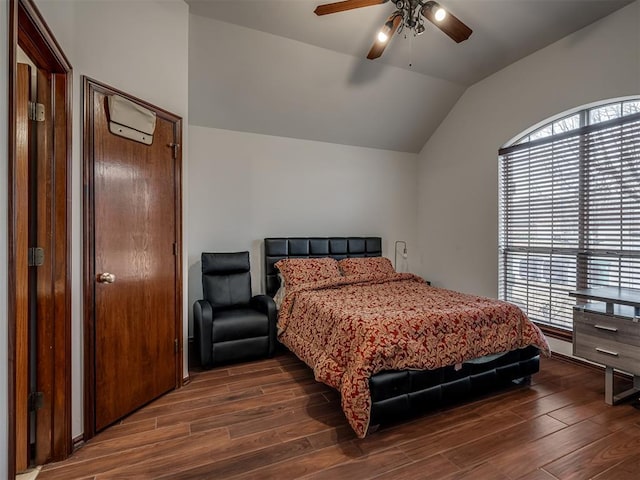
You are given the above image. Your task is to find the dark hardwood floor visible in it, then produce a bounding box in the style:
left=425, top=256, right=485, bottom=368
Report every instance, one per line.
left=39, top=352, right=640, bottom=479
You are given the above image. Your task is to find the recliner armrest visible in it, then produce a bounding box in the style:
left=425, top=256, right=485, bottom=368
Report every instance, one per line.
left=193, top=299, right=214, bottom=367
left=250, top=295, right=277, bottom=357
left=250, top=294, right=275, bottom=316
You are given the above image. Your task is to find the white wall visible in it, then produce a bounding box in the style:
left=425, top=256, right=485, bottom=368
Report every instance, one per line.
left=33, top=0, right=190, bottom=438
left=416, top=0, right=640, bottom=297
left=1, top=1, right=9, bottom=475
left=415, top=1, right=640, bottom=356
left=188, top=13, right=465, bottom=153
left=188, top=125, right=418, bottom=332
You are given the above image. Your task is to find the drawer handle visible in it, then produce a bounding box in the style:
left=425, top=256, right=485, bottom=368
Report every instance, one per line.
left=595, top=347, right=619, bottom=357
left=594, top=324, right=618, bottom=333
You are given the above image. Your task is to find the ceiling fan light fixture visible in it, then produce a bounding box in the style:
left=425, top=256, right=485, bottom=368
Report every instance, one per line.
left=423, top=1, right=447, bottom=22
left=377, top=17, right=395, bottom=43
left=434, top=6, right=447, bottom=22
left=420, top=0, right=472, bottom=43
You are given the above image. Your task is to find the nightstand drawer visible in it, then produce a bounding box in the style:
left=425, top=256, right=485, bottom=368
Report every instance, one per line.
left=574, top=331, right=640, bottom=374
left=574, top=310, right=640, bottom=347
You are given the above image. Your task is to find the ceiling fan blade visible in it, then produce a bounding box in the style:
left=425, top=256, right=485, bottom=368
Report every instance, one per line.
left=314, top=0, right=388, bottom=16
left=421, top=2, right=472, bottom=43
left=367, top=12, right=403, bottom=60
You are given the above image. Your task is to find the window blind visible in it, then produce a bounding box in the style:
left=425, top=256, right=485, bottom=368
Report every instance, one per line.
left=499, top=111, right=640, bottom=330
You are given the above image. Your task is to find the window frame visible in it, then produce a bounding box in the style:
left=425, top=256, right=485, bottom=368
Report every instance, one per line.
left=498, top=98, right=640, bottom=338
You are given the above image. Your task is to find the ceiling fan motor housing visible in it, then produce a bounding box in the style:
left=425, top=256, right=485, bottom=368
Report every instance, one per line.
left=395, top=0, right=431, bottom=30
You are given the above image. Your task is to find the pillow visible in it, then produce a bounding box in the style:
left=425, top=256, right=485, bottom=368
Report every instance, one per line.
left=338, top=257, right=395, bottom=277
left=275, top=257, right=342, bottom=287
left=273, top=273, right=286, bottom=309
left=274, top=285, right=286, bottom=309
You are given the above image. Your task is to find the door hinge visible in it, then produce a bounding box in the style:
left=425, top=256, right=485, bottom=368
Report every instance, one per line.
left=172, top=243, right=177, bottom=256
left=29, top=391, right=44, bottom=412
left=174, top=338, right=179, bottom=354
left=28, top=247, right=45, bottom=267
left=169, top=142, right=180, bottom=159
left=28, top=101, right=45, bottom=122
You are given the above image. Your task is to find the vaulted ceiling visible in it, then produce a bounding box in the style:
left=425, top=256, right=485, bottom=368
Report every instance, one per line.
left=187, top=0, right=634, bottom=152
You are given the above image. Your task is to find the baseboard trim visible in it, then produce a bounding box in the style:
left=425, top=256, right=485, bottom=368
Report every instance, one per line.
left=72, top=433, right=84, bottom=451
left=15, top=465, right=41, bottom=480
left=552, top=351, right=632, bottom=380
left=187, top=335, right=200, bottom=372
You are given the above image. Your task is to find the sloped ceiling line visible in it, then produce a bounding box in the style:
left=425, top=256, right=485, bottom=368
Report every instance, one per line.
left=187, top=0, right=633, bottom=153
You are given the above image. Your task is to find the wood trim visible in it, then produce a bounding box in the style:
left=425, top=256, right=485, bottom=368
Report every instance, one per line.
left=8, top=1, right=19, bottom=474
left=82, top=75, right=96, bottom=440
left=552, top=350, right=601, bottom=371
left=537, top=323, right=573, bottom=342
left=14, top=58, right=31, bottom=477
left=173, top=116, right=184, bottom=389
left=82, top=76, right=184, bottom=441
left=17, top=0, right=71, bottom=72
left=52, top=70, right=73, bottom=460
left=551, top=350, right=633, bottom=380
left=34, top=66, right=53, bottom=466
left=8, top=0, right=73, bottom=474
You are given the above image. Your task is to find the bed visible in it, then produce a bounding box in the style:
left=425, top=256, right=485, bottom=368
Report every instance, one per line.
left=264, top=236, right=550, bottom=437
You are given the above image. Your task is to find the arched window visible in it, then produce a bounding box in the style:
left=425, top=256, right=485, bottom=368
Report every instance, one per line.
left=498, top=98, right=640, bottom=332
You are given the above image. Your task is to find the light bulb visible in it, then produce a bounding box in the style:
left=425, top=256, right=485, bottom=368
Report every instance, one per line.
left=434, top=7, right=447, bottom=22
left=377, top=17, right=397, bottom=43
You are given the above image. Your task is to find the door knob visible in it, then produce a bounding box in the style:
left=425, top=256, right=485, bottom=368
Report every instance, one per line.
left=97, top=272, right=116, bottom=284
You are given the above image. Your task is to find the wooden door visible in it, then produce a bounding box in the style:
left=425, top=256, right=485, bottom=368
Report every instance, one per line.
left=33, top=66, right=52, bottom=466
left=84, top=78, right=183, bottom=432
left=15, top=58, right=55, bottom=470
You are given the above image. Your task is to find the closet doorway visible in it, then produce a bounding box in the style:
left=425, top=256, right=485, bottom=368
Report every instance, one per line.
left=8, top=0, right=72, bottom=476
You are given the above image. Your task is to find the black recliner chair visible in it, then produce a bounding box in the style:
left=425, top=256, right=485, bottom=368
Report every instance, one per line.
left=193, top=251, right=277, bottom=368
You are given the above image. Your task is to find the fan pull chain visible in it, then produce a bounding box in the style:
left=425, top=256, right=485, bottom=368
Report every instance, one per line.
left=408, top=28, right=413, bottom=68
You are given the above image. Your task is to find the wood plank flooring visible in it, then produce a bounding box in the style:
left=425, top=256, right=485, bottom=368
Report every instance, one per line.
left=39, top=353, right=640, bottom=479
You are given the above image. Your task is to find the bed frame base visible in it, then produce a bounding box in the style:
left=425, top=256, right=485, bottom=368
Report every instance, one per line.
left=369, top=345, right=540, bottom=428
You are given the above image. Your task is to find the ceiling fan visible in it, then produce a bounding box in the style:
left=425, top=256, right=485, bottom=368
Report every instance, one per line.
left=314, top=0, right=472, bottom=59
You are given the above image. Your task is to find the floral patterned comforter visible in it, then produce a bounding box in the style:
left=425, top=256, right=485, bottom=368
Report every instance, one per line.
left=277, top=273, right=550, bottom=438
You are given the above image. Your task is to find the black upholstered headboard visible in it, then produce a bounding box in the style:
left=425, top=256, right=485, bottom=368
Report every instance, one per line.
left=264, top=237, right=382, bottom=297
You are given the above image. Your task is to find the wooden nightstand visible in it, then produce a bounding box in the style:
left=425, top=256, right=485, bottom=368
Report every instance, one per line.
left=570, top=287, right=640, bottom=405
